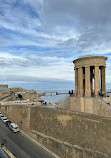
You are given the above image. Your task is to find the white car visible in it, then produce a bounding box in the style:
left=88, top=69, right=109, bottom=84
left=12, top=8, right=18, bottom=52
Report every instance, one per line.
left=9, top=123, right=19, bottom=133
left=2, top=118, right=9, bottom=123
left=0, top=115, right=4, bottom=120
left=0, top=113, right=3, bottom=116
left=1, top=117, right=7, bottom=122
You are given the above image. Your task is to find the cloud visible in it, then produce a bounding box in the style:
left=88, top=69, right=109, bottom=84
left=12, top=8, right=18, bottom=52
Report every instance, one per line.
left=39, top=0, right=111, bottom=54
left=0, top=0, right=111, bottom=89
left=0, top=51, right=74, bottom=82
left=0, top=74, right=74, bottom=91
left=0, top=51, right=47, bottom=67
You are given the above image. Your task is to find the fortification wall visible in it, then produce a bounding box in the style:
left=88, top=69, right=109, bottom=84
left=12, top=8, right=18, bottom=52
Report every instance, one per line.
left=70, top=96, right=111, bottom=116
left=30, top=106, right=111, bottom=156
left=103, top=97, right=111, bottom=105
left=56, top=96, right=70, bottom=109
left=1, top=104, right=111, bottom=157
left=0, top=90, right=10, bottom=99
left=0, top=84, right=8, bottom=89
left=0, top=105, right=30, bottom=131
left=30, top=130, right=110, bottom=158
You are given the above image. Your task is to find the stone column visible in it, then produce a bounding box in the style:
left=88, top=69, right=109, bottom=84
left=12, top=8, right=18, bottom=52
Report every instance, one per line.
left=85, top=66, right=91, bottom=97
left=78, top=67, right=83, bottom=96
left=78, top=68, right=80, bottom=96
left=94, top=66, right=100, bottom=96
left=75, top=68, right=78, bottom=96
left=101, top=66, right=106, bottom=96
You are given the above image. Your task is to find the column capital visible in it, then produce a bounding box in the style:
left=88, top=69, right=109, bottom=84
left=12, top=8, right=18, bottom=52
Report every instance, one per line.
left=84, top=65, right=90, bottom=68
left=94, top=65, right=99, bottom=67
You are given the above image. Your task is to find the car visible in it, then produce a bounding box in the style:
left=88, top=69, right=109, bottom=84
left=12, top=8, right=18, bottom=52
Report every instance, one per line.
left=1, top=117, right=7, bottom=122
left=5, top=120, right=11, bottom=127
left=0, top=113, right=3, bottom=116
left=9, top=123, right=19, bottom=133
left=2, top=118, right=9, bottom=123
left=0, top=115, right=4, bottom=120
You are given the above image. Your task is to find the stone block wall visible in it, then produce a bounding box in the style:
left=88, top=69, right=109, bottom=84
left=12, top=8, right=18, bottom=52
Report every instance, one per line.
left=70, top=96, right=111, bottom=116
left=0, top=105, right=30, bottom=131
left=104, top=97, right=111, bottom=105
left=0, top=84, right=8, bottom=89
left=92, top=97, right=111, bottom=115
left=30, top=106, right=111, bottom=155
left=1, top=104, right=111, bottom=157
left=30, top=130, right=110, bottom=158
left=56, top=96, right=70, bottom=109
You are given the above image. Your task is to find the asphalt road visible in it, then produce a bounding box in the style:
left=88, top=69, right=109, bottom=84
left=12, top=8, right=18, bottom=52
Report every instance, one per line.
left=0, top=121, right=53, bottom=158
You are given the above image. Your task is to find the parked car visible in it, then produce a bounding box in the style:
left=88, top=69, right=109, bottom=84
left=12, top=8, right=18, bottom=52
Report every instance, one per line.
left=5, top=120, right=11, bottom=127
left=0, top=113, right=3, bottom=116
left=2, top=118, right=9, bottom=123
left=1, top=117, right=7, bottom=122
left=0, top=115, right=4, bottom=120
left=9, top=123, right=19, bottom=133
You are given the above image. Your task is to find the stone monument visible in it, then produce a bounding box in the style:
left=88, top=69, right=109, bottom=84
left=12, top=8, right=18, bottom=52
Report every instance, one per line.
left=57, top=55, right=111, bottom=116
left=73, top=55, right=108, bottom=97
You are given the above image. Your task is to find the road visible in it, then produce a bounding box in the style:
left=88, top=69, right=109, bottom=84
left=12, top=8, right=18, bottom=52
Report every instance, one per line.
left=0, top=121, right=53, bottom=158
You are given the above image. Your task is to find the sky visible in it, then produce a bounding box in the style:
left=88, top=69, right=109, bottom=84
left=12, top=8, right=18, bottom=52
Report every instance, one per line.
left=0, top=0, right=111, bottom=90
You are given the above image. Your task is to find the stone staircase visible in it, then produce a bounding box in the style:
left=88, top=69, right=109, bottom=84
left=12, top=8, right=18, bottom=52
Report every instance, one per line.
left=94, top=96, right=111, bottom=116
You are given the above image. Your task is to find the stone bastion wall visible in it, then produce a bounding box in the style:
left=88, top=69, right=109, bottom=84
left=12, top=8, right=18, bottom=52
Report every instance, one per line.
left=57, top=96, right=111, bottom=117
left=0, top=104, right=31, bottom=131
left=0, top=104, right=111, bottom=158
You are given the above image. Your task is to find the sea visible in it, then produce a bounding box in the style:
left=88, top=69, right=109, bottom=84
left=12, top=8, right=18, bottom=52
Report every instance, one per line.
left=38, top=89, right=71, bottom=103
left=39, top=89, right=111, bottom=103
left=7, top=81, right=74, bottom=103
left=7, top=81, right=111, bottom=103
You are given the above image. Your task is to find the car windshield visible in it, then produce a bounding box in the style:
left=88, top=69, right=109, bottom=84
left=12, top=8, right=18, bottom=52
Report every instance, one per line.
left=14, top=127, right=19, bottom=129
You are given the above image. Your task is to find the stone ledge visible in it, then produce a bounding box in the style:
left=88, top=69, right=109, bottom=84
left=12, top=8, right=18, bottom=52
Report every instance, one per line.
left=20, top=130, right=60, bottom=158
left=2, top=147, right=16, bottom=158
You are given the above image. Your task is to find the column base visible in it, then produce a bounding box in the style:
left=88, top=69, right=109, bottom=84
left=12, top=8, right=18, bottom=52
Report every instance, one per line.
left=102, top=90, right=106, bottom=97
left=85, top=89, right=91, bottom=97
left=75, top=93, right=78, bottom=97
left=78, top=93, right=84, bottom=97
left=94, top=89, right=100, bottom=96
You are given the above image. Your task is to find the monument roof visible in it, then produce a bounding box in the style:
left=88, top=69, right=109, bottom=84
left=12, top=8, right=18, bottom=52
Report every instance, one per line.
left=73, top=55, right=108, bottom=63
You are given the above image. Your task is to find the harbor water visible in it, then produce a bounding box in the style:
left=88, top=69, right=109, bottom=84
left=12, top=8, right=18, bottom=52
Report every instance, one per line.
left=38, top=89, right=72, bottom=103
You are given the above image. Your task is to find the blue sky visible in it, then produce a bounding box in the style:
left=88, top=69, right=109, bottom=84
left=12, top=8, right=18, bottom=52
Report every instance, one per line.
left=0, top=0, right=111, bottom=90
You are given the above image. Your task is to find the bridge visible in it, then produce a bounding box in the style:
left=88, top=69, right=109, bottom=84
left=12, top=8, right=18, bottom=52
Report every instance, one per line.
left=38, top=90, right=74, bottom=96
